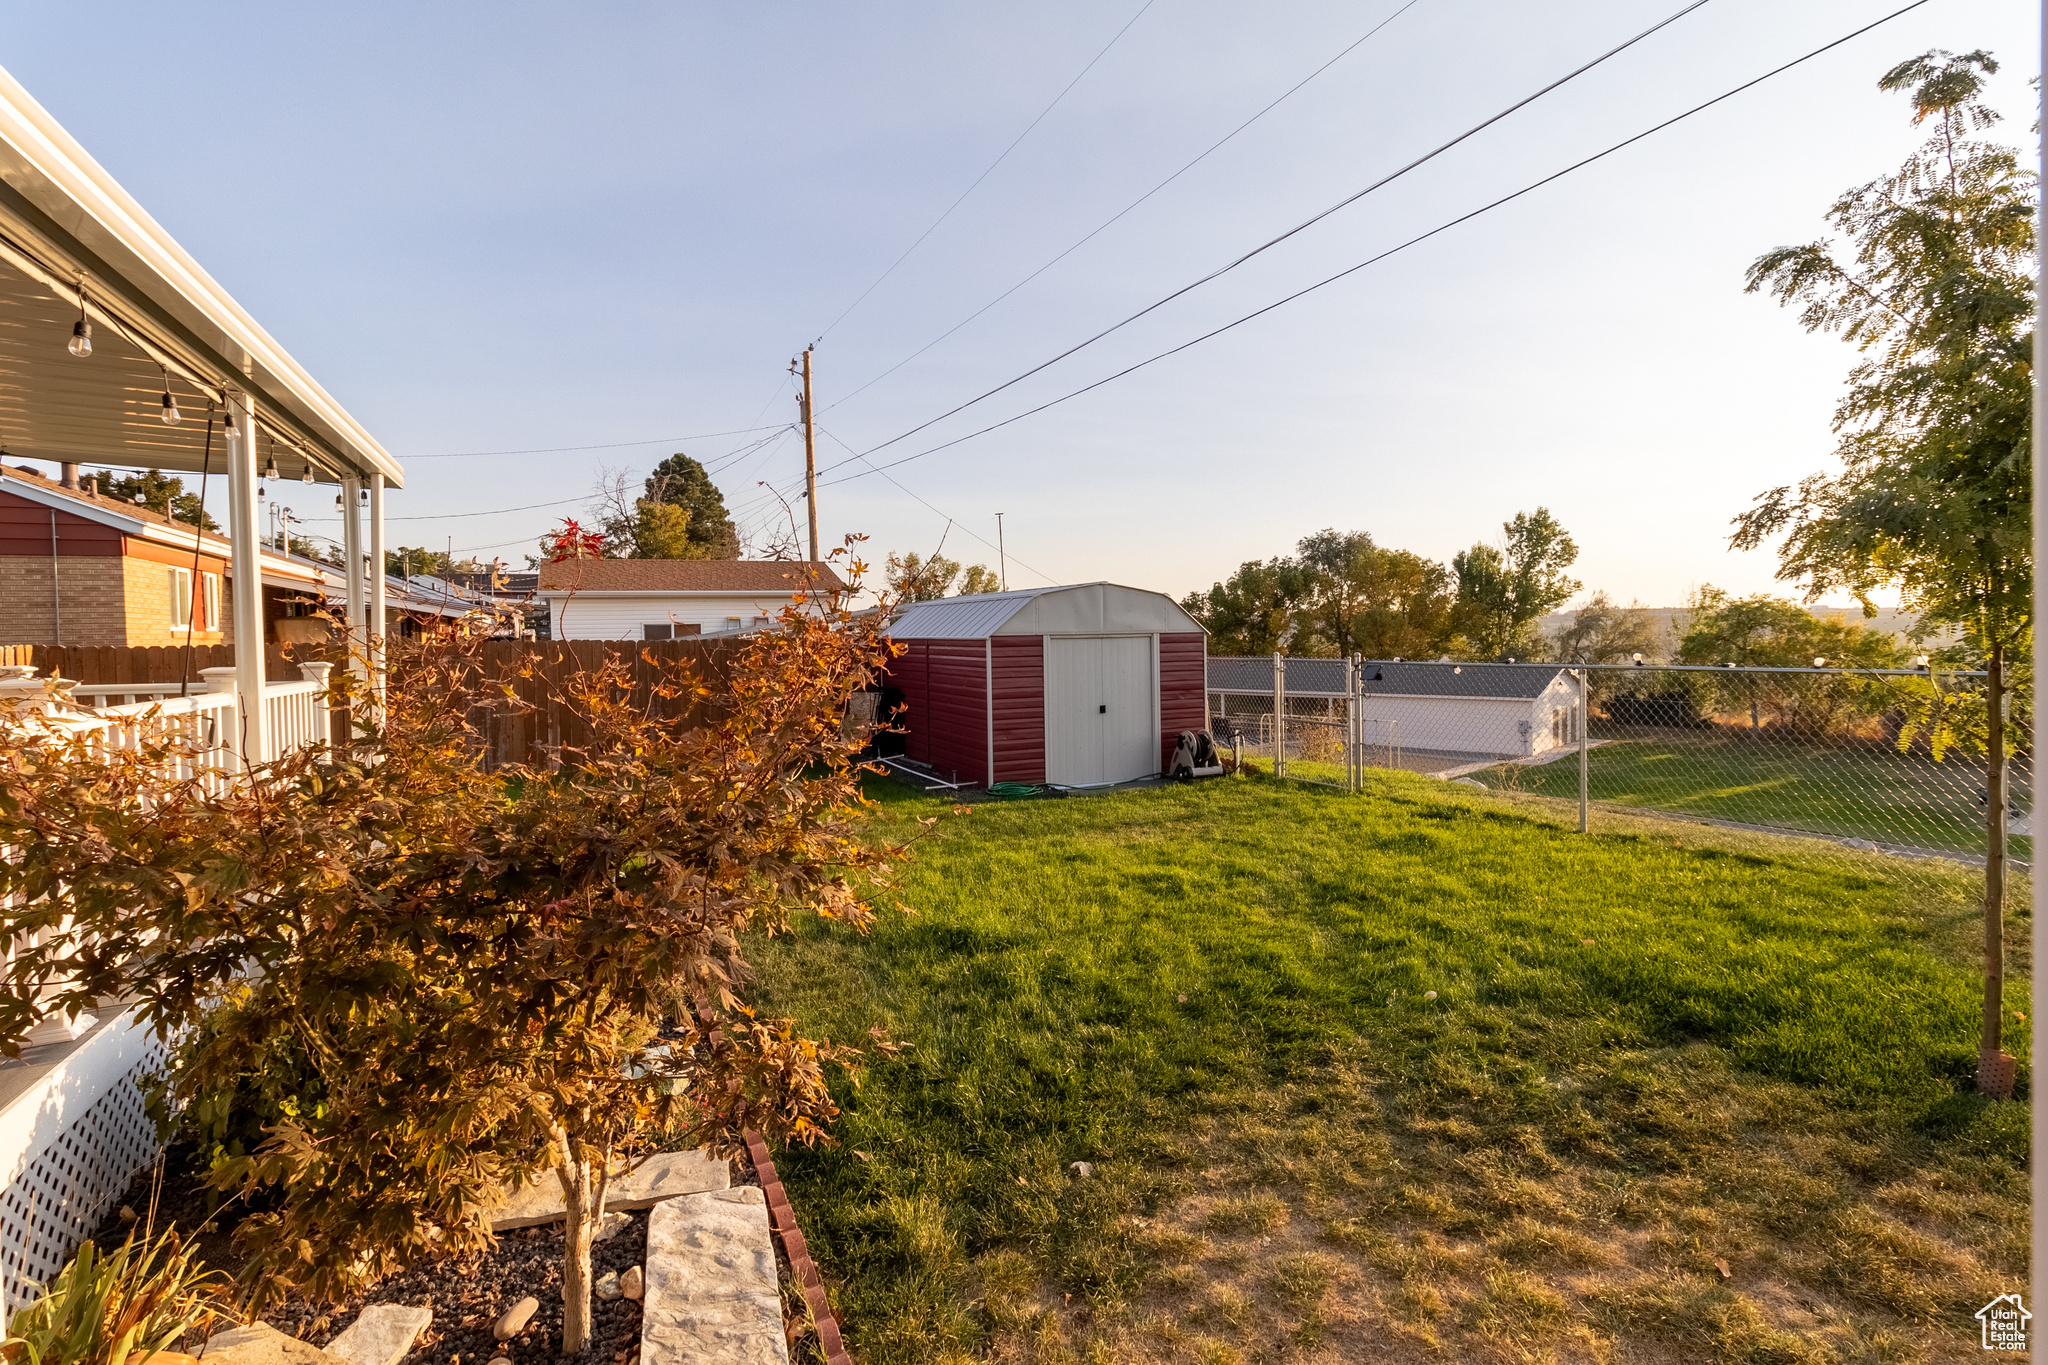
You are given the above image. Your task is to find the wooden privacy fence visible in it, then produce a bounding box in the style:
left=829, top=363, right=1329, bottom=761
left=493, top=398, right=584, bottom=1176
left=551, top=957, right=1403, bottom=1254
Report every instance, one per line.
left=1, top=642, right=341, bottom=685
left=1, top=639, right=739, bottom=771
left=410, top=638, right=737, bottom=771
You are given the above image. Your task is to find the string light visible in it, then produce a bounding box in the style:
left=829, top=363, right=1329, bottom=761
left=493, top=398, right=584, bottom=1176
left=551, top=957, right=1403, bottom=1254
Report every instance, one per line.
left=67, top=283, right=90, bottom=357
left=263, top=453, right=279, bottom=481
left=159, top=385, right=181, bottom=426
left=301, top=461, right=315, bottom=485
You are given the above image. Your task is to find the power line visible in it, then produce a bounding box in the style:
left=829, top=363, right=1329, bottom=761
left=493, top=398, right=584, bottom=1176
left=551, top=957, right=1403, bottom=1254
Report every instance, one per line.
left=407, top=425, right=790, bottom=459
left=817, top=0, right=1935, bottom=491
left=816, top=425, right=1058, bottom=585
left=814, top=0, right=1161, bottom=342
left=809, top=0, right=1716, bottom=480
left=826, top=0, right=1428, bottom=415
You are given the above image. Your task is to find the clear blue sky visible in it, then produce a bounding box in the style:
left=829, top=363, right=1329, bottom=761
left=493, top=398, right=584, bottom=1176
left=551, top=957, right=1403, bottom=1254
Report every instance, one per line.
left=4, top=0, right=2037, bottom=606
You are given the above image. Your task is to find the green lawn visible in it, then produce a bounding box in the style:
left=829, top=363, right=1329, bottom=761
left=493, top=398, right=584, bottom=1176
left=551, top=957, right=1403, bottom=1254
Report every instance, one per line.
left=749, top=771, right=2029, bottom=1364
left=1464, top=731, right=2028, bottom=859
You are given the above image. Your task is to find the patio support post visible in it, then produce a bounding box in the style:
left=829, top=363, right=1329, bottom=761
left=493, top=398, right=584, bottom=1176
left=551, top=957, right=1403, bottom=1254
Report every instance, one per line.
left=224, top=390, right=269, bottom=764
left=368, top=473, right=387, bottom=705
left=341, top=473, right=363, bottom=662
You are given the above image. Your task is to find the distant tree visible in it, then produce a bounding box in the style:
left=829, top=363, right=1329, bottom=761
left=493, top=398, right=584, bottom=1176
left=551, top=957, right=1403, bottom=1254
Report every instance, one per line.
left=885, top=551, right=995, bottom=602
left=886, top=551, right=959, bottom=603
left=1730, top=50, right=2032, bottom=1092
left=1678, top=585, right=1905, bottom=734
left=629, top=500, right=698, bottom=560
left=386, top=546, right=455, bottom=579
left=1452, top=508, right=1580, bottom=659
left=956, top=565, right=1002, bottom=595
left=1291, top=529, right=1455, bottom=658
left=1180, top=559, right=1310, bottom=656
left=642, top=454, right=739, bottom=559
left=540, top=517, right=608, bottom=562
left=94, top=468, right=218, bottom=532
left=1550, top=590, right=1661, bottom=664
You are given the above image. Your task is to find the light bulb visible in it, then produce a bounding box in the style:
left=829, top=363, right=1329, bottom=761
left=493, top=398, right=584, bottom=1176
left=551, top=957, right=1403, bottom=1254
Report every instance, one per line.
left=68, top=320, right=91, bottom=357
left=1813, top=656, right=1826, bottom=668
left=301, top=463, right=315, bottom=485
left=334, top=494, right=343, bottom=511
left=160, top=390, right=181, bottom=425
left=263, top=455, right=279, bottom=481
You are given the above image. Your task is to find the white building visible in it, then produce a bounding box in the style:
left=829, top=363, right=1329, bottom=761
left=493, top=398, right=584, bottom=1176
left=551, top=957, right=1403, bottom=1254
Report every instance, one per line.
left=536, top=559, right=846, bottom=640
left=1207, top=658, right=1581, bottom=758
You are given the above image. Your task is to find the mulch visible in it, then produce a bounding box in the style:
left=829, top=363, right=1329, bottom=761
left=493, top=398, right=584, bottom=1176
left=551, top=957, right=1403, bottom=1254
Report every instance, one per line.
left=87, top=1143, right=836, bottom=1365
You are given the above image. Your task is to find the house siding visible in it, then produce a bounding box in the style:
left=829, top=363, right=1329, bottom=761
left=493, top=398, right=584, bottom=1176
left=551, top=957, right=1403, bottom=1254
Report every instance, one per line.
left=990, top=635, right=1045, bottom=783
left=544, top=592, right=796, bottom=640
left=1159, top=632, right=1207, bottom=769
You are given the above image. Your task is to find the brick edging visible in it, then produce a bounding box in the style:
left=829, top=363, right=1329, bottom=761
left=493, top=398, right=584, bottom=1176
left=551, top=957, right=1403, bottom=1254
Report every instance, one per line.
left=744, top=1129, right=851, bottom=1365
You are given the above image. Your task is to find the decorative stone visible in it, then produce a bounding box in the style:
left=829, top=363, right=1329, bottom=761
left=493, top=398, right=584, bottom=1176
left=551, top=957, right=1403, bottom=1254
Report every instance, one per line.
left=592, top=1211, right=631, bottom=1244
left=490, top=1152, right=729, bottom=1231
left=640, top=1187, right=787, bottom=1365
left=488, top=1358, right=511, bottom=1365
left=596, top=1271, right=623, bottom=1301
left=493, top=1297, right=539, bottom=1342
left=620, top=1266, right=644, bottom=1301
left=328, top=1305, right=433, bottom=1365
left=198, top=1323, right=351, bottom=1365
left=1069, top=1161, right=1092, bottom=1179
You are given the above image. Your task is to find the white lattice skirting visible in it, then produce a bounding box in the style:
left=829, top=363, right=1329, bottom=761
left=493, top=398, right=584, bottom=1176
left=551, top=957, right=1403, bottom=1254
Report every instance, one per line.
left=0, top=1010, right=164, bottom=1313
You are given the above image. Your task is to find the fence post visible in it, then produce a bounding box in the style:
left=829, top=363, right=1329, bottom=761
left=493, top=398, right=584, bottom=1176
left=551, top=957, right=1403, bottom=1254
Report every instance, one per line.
left=1578, top=667, right=1589, bottom=834
left=1348, top=653, right=1360, bottom=793
left=1272, top=652, right=1286, bottom=780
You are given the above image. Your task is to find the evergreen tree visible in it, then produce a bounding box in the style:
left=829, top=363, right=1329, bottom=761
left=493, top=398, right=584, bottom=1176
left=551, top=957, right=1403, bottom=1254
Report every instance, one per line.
left=642, top=454, right=739, bottom=558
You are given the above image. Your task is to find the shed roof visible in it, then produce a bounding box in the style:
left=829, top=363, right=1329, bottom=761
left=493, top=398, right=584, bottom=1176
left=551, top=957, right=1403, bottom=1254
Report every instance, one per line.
left=536, top=559, right=845, bottom=594
left=887, top=582, right=1203, bottom=640
left=1207, top=657, right=1566, bottom=699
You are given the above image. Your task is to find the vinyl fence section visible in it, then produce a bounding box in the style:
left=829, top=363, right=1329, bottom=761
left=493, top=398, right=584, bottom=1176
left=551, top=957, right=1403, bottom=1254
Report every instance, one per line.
left=1207, top=656, right=2026, bottom=905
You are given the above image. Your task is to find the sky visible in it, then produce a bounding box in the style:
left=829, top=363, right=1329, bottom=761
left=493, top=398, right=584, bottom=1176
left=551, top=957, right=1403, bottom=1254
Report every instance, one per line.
left=2, top=0, right=2039, bottom=609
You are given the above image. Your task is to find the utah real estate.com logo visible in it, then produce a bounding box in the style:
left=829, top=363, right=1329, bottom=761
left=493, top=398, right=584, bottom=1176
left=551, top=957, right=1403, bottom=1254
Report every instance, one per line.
left=1978, top=1293, right=2030, bottom=1351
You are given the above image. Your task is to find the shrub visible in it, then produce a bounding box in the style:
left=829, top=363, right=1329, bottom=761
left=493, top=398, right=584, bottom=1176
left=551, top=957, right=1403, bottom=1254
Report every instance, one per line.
left=145, top=986, right=325, bottom=1172
left=1, top=1230, right=220, bottom=1365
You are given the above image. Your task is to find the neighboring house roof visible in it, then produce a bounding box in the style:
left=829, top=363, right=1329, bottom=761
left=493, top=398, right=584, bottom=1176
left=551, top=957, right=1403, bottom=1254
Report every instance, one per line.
left=886, top=582, right=1204, bottom=640
left=1207, top=657, right=1566, bottom=699
left=535, top=559, right=846, bottom=595
left=0, top=464, right=324, bottom=586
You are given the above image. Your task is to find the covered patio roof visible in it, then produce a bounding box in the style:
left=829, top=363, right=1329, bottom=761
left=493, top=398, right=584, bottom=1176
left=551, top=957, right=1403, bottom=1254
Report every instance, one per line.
left=0, top=66, right=399, bottom=488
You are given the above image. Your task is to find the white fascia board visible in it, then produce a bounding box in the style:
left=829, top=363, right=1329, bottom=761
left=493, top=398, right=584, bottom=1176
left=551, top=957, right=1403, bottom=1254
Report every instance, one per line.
left=0, top=65, right=401, bottom=488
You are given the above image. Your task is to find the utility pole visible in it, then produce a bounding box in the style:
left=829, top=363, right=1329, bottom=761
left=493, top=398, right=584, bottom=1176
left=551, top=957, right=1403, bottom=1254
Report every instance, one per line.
left=798, top=347, right=819, bottom=563
left=995, top=512, right=1007, bottom=590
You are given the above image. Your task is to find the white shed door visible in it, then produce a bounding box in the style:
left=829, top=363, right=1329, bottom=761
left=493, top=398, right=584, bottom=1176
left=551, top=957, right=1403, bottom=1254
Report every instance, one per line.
left=1044, top=636, right=1156, bottom=786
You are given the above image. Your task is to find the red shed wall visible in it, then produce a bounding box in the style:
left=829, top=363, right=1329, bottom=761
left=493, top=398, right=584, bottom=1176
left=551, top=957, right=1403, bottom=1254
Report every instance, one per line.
left=1160, top=632, right=1207, bottom=769
left=991, top=635, right=1045, bottom=784
left=889, top=638, right=988, bottom=784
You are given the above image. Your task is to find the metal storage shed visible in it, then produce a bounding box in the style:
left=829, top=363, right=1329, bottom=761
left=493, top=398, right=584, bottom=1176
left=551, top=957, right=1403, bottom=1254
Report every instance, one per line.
left=886, top=582, right=1207, bottom=788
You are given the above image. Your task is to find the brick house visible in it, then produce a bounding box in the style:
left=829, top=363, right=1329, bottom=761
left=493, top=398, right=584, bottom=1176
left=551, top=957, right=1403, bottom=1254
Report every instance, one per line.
left=0, top=464, right=327, bottom=647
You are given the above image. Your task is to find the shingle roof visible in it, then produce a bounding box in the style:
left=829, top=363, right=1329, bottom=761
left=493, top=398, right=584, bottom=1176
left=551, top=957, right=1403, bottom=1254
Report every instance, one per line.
left=1207, top=657, right=1567, bottom=699
left=4, top=462, right=225, bottom=545
left=536, top=559, right=846, bottom=594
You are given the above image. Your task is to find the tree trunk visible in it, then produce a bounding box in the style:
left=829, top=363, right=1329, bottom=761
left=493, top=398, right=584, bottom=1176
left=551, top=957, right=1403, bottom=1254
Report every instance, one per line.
left=552, top=1128, right=609, bottom=1356
left=1978, top=644, right=2011, bottom=1097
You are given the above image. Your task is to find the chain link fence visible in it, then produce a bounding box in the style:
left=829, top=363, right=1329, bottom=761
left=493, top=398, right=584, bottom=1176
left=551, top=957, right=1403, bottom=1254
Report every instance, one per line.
left=1207, top=656, right=2028, bottom=908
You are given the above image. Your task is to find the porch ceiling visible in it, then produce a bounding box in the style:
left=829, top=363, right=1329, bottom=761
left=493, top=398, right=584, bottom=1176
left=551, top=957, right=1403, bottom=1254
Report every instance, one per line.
left=0, top=64, right=400, bottom=488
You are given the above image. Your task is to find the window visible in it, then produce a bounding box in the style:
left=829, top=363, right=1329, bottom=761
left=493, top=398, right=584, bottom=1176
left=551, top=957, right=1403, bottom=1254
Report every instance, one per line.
left=725, top=616, right=742, bottom=631
left=201, top=573, right=221, bottom=631
left=168, top=567, right=192, bottom=629
left=643, top=623, right=673, bottom=641
left=751, top=615, right=770, bottom=628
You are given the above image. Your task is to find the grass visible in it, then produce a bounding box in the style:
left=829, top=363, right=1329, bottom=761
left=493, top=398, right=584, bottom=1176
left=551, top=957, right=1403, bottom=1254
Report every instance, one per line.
left=747, top=769, right=2030, bottom=1363
left=1467, top=728, right=2030, bottom=859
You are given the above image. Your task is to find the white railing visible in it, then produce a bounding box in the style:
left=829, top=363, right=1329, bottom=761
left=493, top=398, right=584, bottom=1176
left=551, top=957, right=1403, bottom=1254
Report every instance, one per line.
left=95, top=689, right=244, bottom=795
left=68, top=682, right=198, bottom=709
left=264, top=679, right=329, bottom=757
